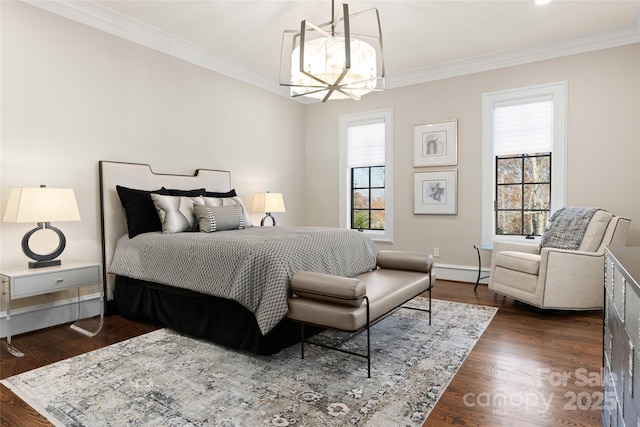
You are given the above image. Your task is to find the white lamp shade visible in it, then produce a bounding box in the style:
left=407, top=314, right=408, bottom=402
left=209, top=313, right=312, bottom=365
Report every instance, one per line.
left=279, top=4, right=384, bottom=102
left=252, top=193, right=286, bottom=213
left=3, top=187, right=81, bottom=223
left=290, top=36, right=377, bottom=100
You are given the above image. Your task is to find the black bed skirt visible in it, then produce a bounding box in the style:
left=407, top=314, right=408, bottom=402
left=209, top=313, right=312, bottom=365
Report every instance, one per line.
left=114, top=275, right=309, bottom=355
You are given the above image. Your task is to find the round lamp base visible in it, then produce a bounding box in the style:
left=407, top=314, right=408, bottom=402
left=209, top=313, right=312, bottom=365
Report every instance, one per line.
left=22, top=222, right=66, bottom=269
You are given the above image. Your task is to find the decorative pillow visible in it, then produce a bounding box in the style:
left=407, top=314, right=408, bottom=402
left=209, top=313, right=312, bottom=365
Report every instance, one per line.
left=116, top=185, right=169, bottom=238
left=150, top=194, right=204, bottom=233
left=205, top=189, right=237, bottom=198
left=194, top=204, right=245, bottom=232
left=162, top=187, right=206, bottom=197
left=203, top=195, right=253, bottom=227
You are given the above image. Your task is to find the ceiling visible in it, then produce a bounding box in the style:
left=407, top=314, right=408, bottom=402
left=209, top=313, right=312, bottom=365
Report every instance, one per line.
left=28, top=0, right=640, bottom=100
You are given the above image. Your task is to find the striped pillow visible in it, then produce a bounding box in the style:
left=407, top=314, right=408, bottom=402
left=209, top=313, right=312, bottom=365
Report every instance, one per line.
left=194, top=204, right=245, bottom=232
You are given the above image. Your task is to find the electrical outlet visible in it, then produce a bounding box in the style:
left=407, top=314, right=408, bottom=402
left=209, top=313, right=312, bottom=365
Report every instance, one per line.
left=433, top=247, right=440, bottom=257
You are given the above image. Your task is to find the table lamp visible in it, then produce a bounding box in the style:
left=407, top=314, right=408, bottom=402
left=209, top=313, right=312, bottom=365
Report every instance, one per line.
left=3, top=185, right=81, bottom=268
left=252, top=192, right=285, bottom=226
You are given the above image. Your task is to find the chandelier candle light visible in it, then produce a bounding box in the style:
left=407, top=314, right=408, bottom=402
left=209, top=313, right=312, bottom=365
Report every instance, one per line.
left=3, top=185, right=81, bottom=268
left=280, top=1, right=385, bottom=102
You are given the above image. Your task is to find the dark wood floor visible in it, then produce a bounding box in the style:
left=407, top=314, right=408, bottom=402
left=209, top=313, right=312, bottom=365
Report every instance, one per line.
left=0, top=281, right=603, bottom=427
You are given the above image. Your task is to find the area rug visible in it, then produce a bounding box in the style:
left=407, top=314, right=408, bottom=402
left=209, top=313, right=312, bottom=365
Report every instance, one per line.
left=2, top=298, right=497, bottom=426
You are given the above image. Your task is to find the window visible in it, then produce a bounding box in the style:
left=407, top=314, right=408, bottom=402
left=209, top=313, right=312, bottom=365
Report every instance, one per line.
left=339, top=108, right=393, bottom=242
left=481, top=82, right=567, bottom=244
left=496, top=152, right=551, bottom=237
left=352, top=166, right=385, bottom=230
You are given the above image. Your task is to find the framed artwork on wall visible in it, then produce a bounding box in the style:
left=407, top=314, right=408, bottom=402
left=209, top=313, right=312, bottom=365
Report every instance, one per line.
left=413, top=119, right=458, bottom=167
left=414, top=170, right=457, bottom=215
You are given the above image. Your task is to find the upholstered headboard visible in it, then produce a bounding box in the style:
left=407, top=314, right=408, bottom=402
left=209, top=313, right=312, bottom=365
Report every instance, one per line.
left=99, top=161, right=231, bottom=301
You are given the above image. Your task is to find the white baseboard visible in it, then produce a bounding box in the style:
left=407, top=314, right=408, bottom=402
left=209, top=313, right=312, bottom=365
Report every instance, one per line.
left=433, top=263, right=490, bottom=285
left=0, top=293, right=102, bottom=339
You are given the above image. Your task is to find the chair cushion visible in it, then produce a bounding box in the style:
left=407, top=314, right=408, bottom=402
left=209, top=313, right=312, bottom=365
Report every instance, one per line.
left=290, top=271, right=366, bottom=307
left=578, top=210, right=613, bottom=252
left=495, top=251, right=541, bottom=275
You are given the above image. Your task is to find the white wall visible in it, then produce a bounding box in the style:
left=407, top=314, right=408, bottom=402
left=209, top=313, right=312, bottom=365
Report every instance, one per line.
left=0, top=1, right=306, bottom=311
left=303, top=44, right=640, bottom=273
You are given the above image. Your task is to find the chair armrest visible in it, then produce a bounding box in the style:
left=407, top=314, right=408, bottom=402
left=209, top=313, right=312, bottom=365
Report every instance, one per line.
left=493, top=241, right=540, bottom=254
left=290, top=271, right=365, bottom=307
left=540, top=247, right=604, bottom=258
left=377, top=251, right=433, bottom=273
left=538, top=247, right=606, bottom=308
left=539, top=247, right=605, bottom=276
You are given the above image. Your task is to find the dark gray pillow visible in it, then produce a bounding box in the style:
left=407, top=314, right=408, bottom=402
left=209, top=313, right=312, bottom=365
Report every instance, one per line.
left=194, top=204, right=245, bottom=232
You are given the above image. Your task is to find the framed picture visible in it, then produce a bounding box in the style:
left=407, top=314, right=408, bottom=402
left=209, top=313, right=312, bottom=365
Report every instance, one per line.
left=413, top=119, right=458, bottom=167
left=414, top=170, right=457, bottom=215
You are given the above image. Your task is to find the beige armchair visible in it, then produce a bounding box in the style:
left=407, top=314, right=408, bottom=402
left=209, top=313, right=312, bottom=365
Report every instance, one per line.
left=488, top=210, right=630, bottom=310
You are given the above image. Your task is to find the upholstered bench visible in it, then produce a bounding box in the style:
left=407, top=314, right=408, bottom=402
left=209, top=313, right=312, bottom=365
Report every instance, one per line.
left=287, top=250, right=434, bottom=377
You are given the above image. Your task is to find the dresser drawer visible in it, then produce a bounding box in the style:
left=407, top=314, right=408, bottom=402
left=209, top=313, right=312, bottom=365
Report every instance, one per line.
left=613, top=268, right=626, bottom=322
left=9, top=264, right=100, bottom=299
left=626, top=281, right=640, bottom=357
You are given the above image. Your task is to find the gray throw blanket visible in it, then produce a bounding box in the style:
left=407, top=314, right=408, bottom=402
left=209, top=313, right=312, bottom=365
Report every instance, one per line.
left=540, top=207, right=602, bottom=250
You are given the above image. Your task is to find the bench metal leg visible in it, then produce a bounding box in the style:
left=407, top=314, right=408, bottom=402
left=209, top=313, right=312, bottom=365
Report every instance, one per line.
left=293, top=277, right=433, bottom=378
left=403, top=272, right=432, bottom=325
left=429, top=270, right=432, bottom=325
left=366, top=298, right=371, bottom=378
left=429, top=273, right=432, bottom=325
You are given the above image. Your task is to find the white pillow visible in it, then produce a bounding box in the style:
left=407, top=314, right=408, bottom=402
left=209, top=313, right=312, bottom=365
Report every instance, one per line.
left=151, top=194, right=204, bottom=233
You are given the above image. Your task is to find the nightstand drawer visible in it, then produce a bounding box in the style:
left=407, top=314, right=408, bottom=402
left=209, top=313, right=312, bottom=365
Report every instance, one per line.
left=10, top=265, right=100, bottom=299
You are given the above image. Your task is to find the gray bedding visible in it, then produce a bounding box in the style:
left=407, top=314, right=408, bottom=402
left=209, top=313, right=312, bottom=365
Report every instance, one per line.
left=109, top=226, right=378, bottom=334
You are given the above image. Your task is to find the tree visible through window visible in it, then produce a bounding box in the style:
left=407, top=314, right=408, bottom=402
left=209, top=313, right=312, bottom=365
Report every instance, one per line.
left=496, top=153, right=551, bottom=236
left=352, top=166, right=385, bottom=230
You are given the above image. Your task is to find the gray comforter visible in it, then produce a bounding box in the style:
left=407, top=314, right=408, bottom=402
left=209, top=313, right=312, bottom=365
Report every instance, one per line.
left=109, top=226, right=378, bottom=334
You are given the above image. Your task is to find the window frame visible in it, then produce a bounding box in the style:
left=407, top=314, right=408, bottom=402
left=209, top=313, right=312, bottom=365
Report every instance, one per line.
left=339, top=108, right=394, bottom=242
left=481, top=81, right=567, bottom=245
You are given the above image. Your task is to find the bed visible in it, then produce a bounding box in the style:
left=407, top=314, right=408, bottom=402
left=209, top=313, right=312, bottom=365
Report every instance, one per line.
left=99, top=161, right=379, bottom=354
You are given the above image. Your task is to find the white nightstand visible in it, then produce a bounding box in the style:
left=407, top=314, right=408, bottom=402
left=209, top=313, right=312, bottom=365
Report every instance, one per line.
left=0, top=260, right=103, bottom=357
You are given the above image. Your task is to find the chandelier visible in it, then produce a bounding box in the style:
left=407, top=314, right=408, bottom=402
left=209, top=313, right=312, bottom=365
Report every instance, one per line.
left=280, top=1, right=385, bottom=102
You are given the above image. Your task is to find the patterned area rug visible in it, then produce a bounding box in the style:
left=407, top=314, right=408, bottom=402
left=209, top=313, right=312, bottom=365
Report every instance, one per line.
left=2, top=298, right=497, bottom=426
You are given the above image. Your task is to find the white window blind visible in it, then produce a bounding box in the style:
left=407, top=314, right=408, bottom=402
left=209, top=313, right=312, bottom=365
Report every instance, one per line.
left=494, top=96, right=553, bottom=155
left=347, top=120, right=385, bottom=168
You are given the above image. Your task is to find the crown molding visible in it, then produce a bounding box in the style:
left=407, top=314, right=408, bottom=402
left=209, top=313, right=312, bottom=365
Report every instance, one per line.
left=22, top=0, right=640, bottom=102
left=386, top=20, right=640, bottom=89
left=21, top=0, right=291, bottom=99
